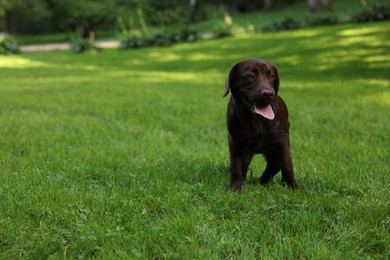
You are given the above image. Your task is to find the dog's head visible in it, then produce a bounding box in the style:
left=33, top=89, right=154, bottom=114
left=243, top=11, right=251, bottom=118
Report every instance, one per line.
left=223, top=58, right=280, bottom=120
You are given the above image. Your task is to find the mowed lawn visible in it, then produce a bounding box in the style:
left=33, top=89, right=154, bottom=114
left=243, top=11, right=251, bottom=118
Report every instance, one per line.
left=0, top=21, right=389, bottom=258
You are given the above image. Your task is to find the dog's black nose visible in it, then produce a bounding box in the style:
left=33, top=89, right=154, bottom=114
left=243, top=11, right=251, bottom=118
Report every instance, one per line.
left=260, top=89, right=274, bottom=100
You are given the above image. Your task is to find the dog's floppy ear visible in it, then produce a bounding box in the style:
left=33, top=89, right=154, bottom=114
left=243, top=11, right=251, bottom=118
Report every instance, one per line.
left=273, top=64, right=280, bottom=96
left=223, top=63, right=239, bottom=97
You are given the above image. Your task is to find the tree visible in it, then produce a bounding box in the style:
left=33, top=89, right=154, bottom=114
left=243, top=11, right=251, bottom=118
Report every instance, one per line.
left=0, top=0, right=12, bottom=18
left=3, top=0, right=117, bottom=35
left=52, top=0, right=117, bottom=37
left=136, top=0, right=189, bottom=26
left=190, top=0, right=196, bottom=24
left=5, top=0, right=52, bottom=34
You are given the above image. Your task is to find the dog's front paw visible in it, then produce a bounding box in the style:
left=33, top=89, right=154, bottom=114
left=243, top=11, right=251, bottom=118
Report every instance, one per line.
left=282, top=180, right=299, bottom=189
left=259, top=175, right=274, bottom=186
left=230, top=180, right=242, bottom=191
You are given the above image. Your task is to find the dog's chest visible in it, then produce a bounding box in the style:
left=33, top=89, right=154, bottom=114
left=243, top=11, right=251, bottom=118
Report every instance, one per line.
left=237, top=118, right=275, bottom=153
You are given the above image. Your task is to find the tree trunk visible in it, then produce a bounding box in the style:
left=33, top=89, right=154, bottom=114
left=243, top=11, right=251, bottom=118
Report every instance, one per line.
left=190, top=0, right=196, bottom=24
left=308, top=0, right=331, bottom=13
left=264, top=0, right=274, bottom=10
left=0, top=15, right=7, bottom=32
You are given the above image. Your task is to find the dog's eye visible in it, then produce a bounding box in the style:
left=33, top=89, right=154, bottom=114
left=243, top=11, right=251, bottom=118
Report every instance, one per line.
left=246, top=73, right=255, bottom=80
left=269, top=74, right=275, bottom=79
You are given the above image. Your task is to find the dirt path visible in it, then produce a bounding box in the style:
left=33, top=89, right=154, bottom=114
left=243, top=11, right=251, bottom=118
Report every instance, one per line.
left=20, top=40, right=121, bottom=52
left=19, top=33, right=215, bottom=52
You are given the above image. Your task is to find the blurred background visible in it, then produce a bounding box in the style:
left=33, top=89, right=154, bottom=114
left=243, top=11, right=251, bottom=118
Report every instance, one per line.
left=0, top=0, right=389, bottom=52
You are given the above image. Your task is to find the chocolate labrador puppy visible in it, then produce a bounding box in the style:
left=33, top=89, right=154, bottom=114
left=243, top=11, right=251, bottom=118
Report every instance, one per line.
left=223, top=58, right=298, bottom=190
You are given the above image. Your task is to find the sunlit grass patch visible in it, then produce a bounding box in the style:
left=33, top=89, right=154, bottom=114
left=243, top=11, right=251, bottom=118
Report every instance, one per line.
left=0, top=56, right=48, bottom=69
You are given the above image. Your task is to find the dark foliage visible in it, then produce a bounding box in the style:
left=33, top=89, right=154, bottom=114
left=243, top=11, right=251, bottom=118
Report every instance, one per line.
left=3, top=0, right=304, bottom=35
left=350, top=3, right=390, bottom=22
left=5, top=0, right=117, bottom=34
left=120, top=28, right=198, bottom=50
left=51, top=0, right=117, bottom=36
left=5, top=0, right=52, bottom=34
left=119, top=34, right=145, bottom=49
left=261, top=3, right=390, bottom=33
left=262, top=17, right=303, bottom=32
left=70, top=37, right=98, bottom=53
left=307, top=15, right=339, bottom=26
left=139, top=0, right=189, bottom=26
left=148, top=32, right=173, bottom=47
left=171, top=27, right=198, bottom=43
left=206, top=0, right=301, bottom=12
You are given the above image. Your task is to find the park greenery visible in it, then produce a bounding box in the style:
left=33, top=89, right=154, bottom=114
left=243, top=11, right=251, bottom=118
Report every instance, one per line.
left=0, top=0, right=389, bottom=54
left=47, top=0, right=390, bottom=53
left=1, top=0, right=302, bottom=35
left=0, top=0, right=389, bottom=258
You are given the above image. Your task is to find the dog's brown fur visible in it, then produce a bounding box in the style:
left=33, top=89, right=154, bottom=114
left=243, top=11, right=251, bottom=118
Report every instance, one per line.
left=224, top=58, right=298, bottom=190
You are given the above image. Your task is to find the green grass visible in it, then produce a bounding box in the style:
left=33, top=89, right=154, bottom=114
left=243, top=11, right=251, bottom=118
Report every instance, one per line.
left=1, top=21, right=390, bottom=258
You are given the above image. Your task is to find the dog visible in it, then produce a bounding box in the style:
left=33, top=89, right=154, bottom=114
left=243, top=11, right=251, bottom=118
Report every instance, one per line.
left=223, top=58, right=298, bottom=190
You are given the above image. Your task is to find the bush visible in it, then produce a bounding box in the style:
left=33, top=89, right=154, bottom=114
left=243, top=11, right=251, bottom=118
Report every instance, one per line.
left=171, top=27, right=198, bottom=43
left=307, top=15, right=339, bottom=26
left=148, top=32, right=173, bottom=47
left=213, top=21, right=234, bottom=38
left=120, top=28, right=198, bottom=50
left=350, top=3, right=390, bottom=23
left=70, top=37, right=98, bottom=54
left=261, top=3, right=390, bottom=33
left=205, top=0, right=300, bottom=12
left=213, top=13, right=235, bottom=38
left=261, top=15, right=340, bottom=32
left=0, top=34, right=20, bottom=55
left=262, top=17, right=303, bottom=32
left=119, top=34, right=146, bottom=49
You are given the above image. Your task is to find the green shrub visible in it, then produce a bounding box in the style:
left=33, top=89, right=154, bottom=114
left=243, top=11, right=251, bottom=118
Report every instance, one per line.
left=148, top=32, right=173, bottom=47
left=0, top=34, right=20, bottom=55
left=350, top=3, right=390, bottom=22
left=261, top=15, right=340, bottom=32
left=119, top=34, right=146, bottom=49
left=307, top=15, right=339, bottom=27
left=171, top=27, right=198, bottom=43
left=120, top=28, right=198, bottom=50
left=213, top=21, right=234, bottom=38
left=213, top=14, right=234, bottom=38
left=260, top=3, right=390, bottom=33
left=70, top=37, right=97, bottom=53
left=262, top=17, right=303, bottom=32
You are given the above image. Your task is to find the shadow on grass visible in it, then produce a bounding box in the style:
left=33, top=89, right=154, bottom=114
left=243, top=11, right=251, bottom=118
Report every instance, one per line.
left=2, top=24, right=388, bottom=97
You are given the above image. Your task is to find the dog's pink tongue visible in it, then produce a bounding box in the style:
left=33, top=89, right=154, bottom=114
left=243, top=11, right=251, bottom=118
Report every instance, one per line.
left=254, top=105, right=275, bottom=120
